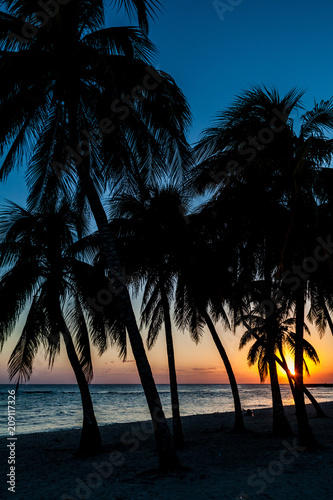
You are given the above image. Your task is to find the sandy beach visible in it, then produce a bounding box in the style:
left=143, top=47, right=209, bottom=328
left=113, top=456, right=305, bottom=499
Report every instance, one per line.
left=1, top=402, right=333, bottom=500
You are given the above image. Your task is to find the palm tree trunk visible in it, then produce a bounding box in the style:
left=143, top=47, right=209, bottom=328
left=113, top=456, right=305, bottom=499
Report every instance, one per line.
left=303, top=386, right=327, bottom=418
left=78, top=169, right=180, bottom=470
left=267, top=332, right=293, bottom=437
left=54, top=295, right=101, bottom=454
left=159, top=280, right=184, bottom=448
left=60, top=323, right=102, bottom=454
left=278, top=348, right=296, bottom=399
left=203, top=311, right=245, bottom=432
left=263, top=246, right=292, bottom=436
left=294, top=284, right=319, bottom=449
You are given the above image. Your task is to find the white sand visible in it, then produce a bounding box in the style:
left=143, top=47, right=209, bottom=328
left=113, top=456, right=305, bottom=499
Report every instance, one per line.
left=1, top=402, right=333, bottom=499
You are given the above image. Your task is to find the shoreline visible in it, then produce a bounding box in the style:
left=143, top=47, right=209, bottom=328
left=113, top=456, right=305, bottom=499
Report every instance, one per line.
left=1, top=397, right=333, bottom=439
left=1, top=402, right=333, bottom=499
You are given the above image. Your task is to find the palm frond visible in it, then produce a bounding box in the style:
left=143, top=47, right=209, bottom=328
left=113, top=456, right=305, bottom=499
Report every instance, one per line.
left=110, top=0, right=162, bottom=33
left=7, top=294, right=46, bottom=386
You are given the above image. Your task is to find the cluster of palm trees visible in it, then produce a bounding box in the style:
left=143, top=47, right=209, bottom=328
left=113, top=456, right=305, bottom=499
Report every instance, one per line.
left=1, top=0, right=333, bottom=471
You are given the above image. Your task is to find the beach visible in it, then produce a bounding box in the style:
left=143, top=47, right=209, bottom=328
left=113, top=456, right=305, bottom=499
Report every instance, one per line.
left=1, top=402, right=333, bottom=500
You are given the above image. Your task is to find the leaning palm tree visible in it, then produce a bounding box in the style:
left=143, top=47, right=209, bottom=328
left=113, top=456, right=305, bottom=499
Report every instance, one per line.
left=140, top=270, right=184, bottom=447
left=0, top=0, right=191, bottom=469
left=0, top=201, right=125, bottom=454
left=174, top=214, right=246, bottom=433
left=175, top=293, right=246, bottom=434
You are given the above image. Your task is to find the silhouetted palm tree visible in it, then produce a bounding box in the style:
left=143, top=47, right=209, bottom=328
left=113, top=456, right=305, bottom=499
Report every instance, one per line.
left=141, top=270, right=184, bottom=447
left=241, top=315, right=326, bottom=418
left=277, top=99, right=333, bottom=448
left=109, top=186, right=189, bottom=447
left=0, top=201, right=125, bottom=453
left=0, top=0, right=191, bottom=469
left=174, top=216, right=246, bottom=433
left=235, top=280, right=293, bottom=437
left=239, top=310, right=320, bottom=434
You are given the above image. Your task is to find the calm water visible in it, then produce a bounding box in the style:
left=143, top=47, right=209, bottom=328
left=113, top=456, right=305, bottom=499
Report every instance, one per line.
left=1, top=384, right=332, bottom=436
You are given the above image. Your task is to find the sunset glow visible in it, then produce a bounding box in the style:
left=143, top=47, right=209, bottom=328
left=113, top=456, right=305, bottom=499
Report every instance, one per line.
left=1, top=318, right=333, bottom=385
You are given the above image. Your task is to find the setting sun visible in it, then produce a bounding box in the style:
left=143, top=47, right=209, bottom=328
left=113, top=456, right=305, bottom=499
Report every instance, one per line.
left=288, top=365, right=295, bottom=376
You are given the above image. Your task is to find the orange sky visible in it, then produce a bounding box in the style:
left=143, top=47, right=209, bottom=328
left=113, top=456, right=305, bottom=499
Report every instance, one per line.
left=1, top=301, right=333, bottom=385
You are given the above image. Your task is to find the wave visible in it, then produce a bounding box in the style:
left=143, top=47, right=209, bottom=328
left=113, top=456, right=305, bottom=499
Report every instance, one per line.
left=106, top=391, right=145, bottom=395
left=23, top=391, right=54, bottom=394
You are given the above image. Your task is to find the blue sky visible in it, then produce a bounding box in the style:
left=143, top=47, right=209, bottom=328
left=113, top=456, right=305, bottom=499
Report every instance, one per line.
left=2, top=0, right=333, bottom=204
left=147, top=0, right=333, bottom=141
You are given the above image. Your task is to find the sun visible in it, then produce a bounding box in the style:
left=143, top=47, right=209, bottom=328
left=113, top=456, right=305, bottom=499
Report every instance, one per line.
left=286, top=362, right=295, bottom=376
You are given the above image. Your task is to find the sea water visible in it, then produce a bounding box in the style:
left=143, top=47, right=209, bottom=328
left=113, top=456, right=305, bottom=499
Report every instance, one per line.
left=0, top=384, right=332, bottom=436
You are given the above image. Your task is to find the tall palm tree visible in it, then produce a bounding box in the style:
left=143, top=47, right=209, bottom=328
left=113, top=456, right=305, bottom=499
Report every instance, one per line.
left=0, top=0, right=191, bottom=469
left=0, top=201, right=125, bottom=453
left=109, top=186, right=189, bottom=448
left=141, top=270, right=184, bottom=447
left=276, top=100, right=333, bottom=448
left=174, top=215, right=246, bottom=433
left=192, top=86, right=333, bottom=447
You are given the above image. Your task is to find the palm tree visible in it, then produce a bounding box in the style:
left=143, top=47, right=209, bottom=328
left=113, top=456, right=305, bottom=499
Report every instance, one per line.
left=239, top=310, right=320, bottom=434
left=174, top=215, right=246, bottom=433
left=276, top=100, right=333, bottom=448
left=0, top=201, right=125, bottom=453
left=241, top=316, right=326, bottom=418
left=109, top=186, right=189, bottom=448
left=0, top=0, right=191, bottom=469
left=234, top=279, right=293, bottom=437
left=192, top=86, right=333, bottom=447
left=141, top=270, right=184, bottom=447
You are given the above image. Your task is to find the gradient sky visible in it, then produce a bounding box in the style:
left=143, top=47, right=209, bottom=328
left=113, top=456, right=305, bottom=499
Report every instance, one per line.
left=1, top=0, right=333, bottom=384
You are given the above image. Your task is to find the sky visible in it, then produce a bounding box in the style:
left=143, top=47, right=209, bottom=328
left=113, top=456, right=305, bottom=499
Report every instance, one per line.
left=1, top=0, right=333, bottom=384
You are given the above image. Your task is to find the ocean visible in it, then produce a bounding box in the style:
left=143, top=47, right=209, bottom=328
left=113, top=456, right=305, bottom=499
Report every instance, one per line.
left=1, top=384, right=332, bottom=437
